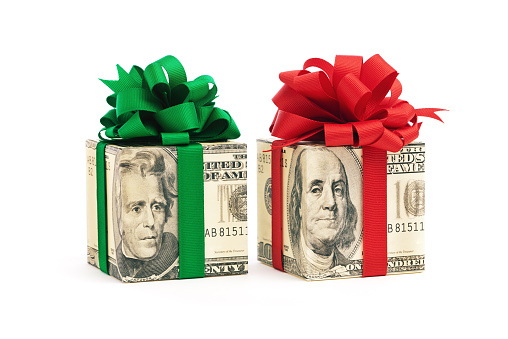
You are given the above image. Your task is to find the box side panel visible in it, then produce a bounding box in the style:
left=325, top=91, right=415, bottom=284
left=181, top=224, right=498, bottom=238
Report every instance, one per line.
left=104, top=144, right=123, bottom=281
left=86, top=140, right=123, bottom=282
left=86, top=140, right=99, bottom=270
left=256, top=140, right=273, bottom=266
left=386, top=142, right=425, bottom=274
left=202, top=142, right=248, bottom=277
left=280, top=144, right=302, bottom=278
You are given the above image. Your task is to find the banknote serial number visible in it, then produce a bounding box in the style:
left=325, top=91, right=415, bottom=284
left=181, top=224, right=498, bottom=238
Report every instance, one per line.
left=257, top=151, right=288, bottom=173
left=205, top=226, right=247, bottom=237
left=87, top=155, right=111, bottom=176
left=388, top=222, right=424, bottom=233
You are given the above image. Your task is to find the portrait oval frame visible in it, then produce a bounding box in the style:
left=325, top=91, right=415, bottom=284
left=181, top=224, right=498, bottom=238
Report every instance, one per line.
left=285, top=144, right=364, bottom=261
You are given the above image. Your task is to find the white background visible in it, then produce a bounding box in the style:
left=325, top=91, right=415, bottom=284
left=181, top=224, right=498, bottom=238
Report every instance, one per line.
left=2, top=1, right=507, bottom=338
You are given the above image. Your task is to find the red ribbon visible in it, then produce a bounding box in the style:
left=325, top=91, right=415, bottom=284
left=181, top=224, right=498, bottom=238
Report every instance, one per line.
left=269, top=54, right=443, bottom=277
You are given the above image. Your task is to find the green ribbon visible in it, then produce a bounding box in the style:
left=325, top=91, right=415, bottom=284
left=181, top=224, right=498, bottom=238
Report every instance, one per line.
left=177, top=144, right=205, bottom=279
left=96, top=56, right=240, bottom=279
left=98, top=55, right=240, bottom=144
left=96, top=142, right=108, bottom=274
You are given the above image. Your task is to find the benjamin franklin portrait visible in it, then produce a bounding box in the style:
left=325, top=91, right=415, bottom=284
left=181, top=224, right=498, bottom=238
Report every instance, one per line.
left=109, top=148, right=179, bottom=281
left=288, top=147, right=361, bottom=278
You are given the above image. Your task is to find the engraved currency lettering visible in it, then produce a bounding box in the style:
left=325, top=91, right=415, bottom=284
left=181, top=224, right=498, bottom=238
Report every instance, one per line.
left=204, top=172, right=221, bottom=181
left=205, top=262, right=247, bottom=276
left=257, top=152, right=271, bottom=164
left=203, top=161, right=243, bottom=170
left=87, top=155, right=96, bottom=166
left=387, top=255, right=425, bottom=273
left=203, top=160, right=247, bottom=181
left=387, top=162, right=424, bottom=174
left=221, top=170, right=247, bottom=180
left=257, top=241, right=272, bottom=260
left=387, top=147, right=425, bottom=174
left=204, top=170, right=247, bottom=181
left=387, top=153, right=424, bottom=164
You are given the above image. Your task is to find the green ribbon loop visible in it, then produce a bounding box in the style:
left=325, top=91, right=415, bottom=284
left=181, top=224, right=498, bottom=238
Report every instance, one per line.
left=99, top=55, right=240, bottom=145
left=155, top=103, right=198, bottom=132
left=96, top=56, right=240, bottom=280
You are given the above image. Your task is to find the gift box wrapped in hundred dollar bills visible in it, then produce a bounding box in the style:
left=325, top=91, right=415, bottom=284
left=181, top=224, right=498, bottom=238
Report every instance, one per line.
left=257, top=139, right=426, bottom=280
left=258, top=54, right=443, bottom=280
left=87, top=55, right=247, bottom=282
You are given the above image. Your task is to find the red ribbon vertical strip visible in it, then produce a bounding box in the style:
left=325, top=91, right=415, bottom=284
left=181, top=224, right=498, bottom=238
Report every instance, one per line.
left=271, top=140, right=284, bottom=271
left=362, top=146, right=388, bottom=277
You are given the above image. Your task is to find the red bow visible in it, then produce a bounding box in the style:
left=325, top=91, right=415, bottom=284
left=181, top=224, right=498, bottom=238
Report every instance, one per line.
left=270, top=54, right=443, bottom=151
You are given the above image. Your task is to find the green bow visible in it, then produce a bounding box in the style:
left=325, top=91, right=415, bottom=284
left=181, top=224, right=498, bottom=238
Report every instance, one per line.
left=99, top=55, right=240, bottom=145
left=96, top=56, right=240, bottom=279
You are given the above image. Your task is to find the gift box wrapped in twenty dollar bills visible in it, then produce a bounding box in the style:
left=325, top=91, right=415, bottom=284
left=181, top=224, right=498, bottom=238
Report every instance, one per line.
left=87, top=140, right=248, bottom=282
left=257, top=139, right=426, bottom=280
left=88, top=55, right=248, bottom=282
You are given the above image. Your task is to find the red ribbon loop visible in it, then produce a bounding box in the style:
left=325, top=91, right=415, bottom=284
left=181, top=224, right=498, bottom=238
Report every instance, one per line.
left=336, top=73, right=372, bottom=121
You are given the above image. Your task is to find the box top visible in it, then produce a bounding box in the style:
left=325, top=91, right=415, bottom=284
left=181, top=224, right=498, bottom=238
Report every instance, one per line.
left=256, top=138, right=424, bottom=150
left=87, top=139, right=247, bottom=150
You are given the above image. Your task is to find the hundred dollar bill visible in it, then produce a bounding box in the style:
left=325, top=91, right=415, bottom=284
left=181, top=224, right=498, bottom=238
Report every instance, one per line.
left=87, top=140, right=248, bottom=282
left=257, top=139, right=425, bottom=280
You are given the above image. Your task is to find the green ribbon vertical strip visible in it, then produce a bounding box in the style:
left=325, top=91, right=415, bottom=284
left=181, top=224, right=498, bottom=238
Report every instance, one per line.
left=96, top=141, right=109, bottom=274
left=177, top=143, right=205, bottom=278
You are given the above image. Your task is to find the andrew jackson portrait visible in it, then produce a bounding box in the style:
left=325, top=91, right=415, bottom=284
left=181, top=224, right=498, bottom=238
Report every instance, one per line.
left=109, top=148, right=179, bottom=281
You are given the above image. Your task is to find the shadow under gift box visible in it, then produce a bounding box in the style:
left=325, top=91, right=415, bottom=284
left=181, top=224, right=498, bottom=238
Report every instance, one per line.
left=257, top=139, right=425, bottom=281
left=87, top=140, right=248, bottom=282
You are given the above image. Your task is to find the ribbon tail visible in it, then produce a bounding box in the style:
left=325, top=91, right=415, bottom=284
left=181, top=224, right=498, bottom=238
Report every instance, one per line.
left=414, top=108, right=446, bottom=123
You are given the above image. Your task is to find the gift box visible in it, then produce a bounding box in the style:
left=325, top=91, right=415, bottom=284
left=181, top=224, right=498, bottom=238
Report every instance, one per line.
left=257, top=139, right=425, bottom=280
left=87, top=140, right=247, bottom=282
left=87, top=56, right=247, bottom=282
left=258, top=55, right=443, bottom=280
